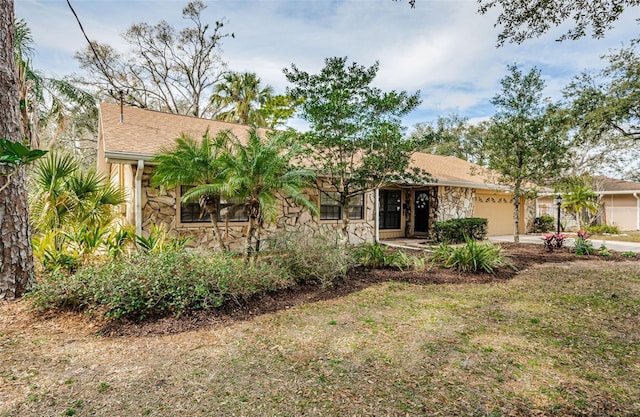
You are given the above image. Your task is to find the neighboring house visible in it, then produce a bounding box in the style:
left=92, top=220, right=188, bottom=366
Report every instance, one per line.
left=537, top=176, right=640, bottom=231
left=97, top=102, right=530, bottom=248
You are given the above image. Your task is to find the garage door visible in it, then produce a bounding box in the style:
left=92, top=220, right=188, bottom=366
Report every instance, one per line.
left=473, top=191, right=518, bottom=236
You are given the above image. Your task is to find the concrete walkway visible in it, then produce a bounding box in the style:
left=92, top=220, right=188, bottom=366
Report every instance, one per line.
left=381, top=234, right=640, bottom=253
left=488, top=234, right=640, bottom=253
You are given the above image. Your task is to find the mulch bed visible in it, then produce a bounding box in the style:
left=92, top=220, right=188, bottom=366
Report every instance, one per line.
left=99, top=243, right=639, bottom=337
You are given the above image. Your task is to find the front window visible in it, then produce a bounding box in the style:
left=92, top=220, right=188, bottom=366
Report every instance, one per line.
left=320, top=191, right=365, bottom=221
left=179, top=186, right=248, bottom=223
left=179, top=185, right=211, bottom=223
left=379, top=189, right=401, bottom=229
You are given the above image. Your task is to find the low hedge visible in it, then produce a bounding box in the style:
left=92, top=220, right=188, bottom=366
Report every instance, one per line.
left=433, top=218, right=488, bottom=243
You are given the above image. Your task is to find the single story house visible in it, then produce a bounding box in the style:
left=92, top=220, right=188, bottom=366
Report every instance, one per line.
left=537, top=176, right=640, bottom=231
left=97, top=102, right=532, bottom=248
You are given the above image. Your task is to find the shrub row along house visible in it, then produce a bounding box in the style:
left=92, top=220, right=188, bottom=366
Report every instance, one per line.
left=97, top=102, right=533, bottom=249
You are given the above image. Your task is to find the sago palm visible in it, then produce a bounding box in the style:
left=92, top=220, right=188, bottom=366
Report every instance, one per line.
left=562, top=184, right=600, bottom=230
left=217, top=129, right=317, bottom=260
left=152, top=131, right=230, bottom=251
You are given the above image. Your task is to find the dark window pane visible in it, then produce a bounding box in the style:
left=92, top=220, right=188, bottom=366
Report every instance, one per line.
left=218, top=199, right=248, bottom=222
left=379, top=190, right=401, bottom=229
left=180, top=185, right=211, bottom=223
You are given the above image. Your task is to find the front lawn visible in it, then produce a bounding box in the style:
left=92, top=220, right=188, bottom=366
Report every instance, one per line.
left=1, top=257, right=639, bottom=416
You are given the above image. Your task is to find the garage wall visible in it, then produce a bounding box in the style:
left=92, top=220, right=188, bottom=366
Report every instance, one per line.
left=474, top=191, right=523, bottom=236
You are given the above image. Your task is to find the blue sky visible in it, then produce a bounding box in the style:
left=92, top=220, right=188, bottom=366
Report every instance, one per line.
left=14, top=0, right=640, bottom=132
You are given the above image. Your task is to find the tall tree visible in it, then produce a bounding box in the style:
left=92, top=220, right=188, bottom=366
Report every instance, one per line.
left=561, top=44, right=640, bottom=177
left=284, top=57, right=426, bottom=239
left=484, top=65, right=568, bottom=243
left=211, top=71, right=273, bottom=126
left=478, top=0, right=639, bottom=45
left=15, top=19, right=97, bottom=163
left=0, top=1, right=36, bottom=299
left=152, top=131, right=230, bottom=251
left=75, top=1, right=231, bottom=118
left=410, top=114, right=487, bottom=165
left=217, top=130, right=317, bottom=260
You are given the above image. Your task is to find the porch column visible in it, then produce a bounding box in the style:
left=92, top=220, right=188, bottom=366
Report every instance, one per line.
left=135, top=159, right=144, bottom=236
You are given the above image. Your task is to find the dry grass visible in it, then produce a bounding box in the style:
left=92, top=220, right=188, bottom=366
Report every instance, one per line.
left=1, top=261, right=639, bottom=416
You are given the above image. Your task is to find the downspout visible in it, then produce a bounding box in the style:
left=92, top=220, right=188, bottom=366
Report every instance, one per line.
left=135, top=160, right=144, bottom=236
left=374, top=188, right=380, bottom=243
left=634, top=193, right=640, bottom=230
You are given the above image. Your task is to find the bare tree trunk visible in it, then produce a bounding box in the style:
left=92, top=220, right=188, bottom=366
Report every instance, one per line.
left=0, top=3, right=36, bottom=299
left=512, top=182, right=522, bottom=244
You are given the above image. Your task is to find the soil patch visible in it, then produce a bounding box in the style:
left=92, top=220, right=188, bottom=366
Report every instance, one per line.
left=97, top=243, right=638, bottom=337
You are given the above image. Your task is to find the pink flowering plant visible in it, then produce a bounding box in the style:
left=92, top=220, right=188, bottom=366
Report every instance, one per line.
left=543, top=232, right=565, bottom=252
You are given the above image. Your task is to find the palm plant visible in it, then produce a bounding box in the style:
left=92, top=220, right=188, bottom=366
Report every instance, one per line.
left=211, top=72, right=274, bottom=126
left=217, top=129, right=317, bottom=260
left=15, top=19, right=97, bottom=153
left=29, top=152, right=124, bottom=234
left=561, top=182, right=600, bottom=230
left=29, top=152, right=125, bottom=268
left=152, top=131, right=231, bottom=251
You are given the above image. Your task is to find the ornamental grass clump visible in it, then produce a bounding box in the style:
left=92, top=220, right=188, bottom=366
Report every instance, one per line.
left=353, top=242, right=409, bottom=270
left=430, top=237, right=515, bottom=274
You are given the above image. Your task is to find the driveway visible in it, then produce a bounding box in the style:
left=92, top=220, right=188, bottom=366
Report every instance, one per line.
left=488, top=234, right=640, bottom=253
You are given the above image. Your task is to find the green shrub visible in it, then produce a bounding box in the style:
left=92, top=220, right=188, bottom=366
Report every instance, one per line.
left=586, top=224, right=620, bottom=235
left=534, top=215, right=555, bottom=233
left=353, top=242, right=409, bottom=270
left=574, top=236, right=594, bottom=256
left=30, top=249, right=293, bottom=320
left=433, top=218, right=487, bottom=243
left=264, top=230, right=355, bottom=286
left=622, top=251, right=636, bottom=258
left=429, top=237, right=515, bottom=274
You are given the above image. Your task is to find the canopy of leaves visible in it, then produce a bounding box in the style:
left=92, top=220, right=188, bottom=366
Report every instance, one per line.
left=485, top=65, right=569, bottom=188
left=410, top=114, right=488, bottom=165
left=284, top=57, right=426, bottom=200
left=477, top=0, right=640, bottom=45
left=560, top=44, right=640, bottom=177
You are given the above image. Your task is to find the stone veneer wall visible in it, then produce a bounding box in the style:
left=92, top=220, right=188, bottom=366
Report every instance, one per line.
left=140, top=167, right=375, bottom=250
left=436, top=186, right=475, bottom=221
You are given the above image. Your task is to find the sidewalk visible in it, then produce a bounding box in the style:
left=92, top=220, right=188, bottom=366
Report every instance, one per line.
left=488, top=234, right=640, bottom=253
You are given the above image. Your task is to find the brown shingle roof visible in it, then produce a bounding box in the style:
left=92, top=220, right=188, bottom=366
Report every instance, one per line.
left=99, top=103, right=503, bottom=188
left=99, top=102, right=261, bottom=159
left=409, top=153, right=495, bottom=185
left=593, top=175, right=640, bottom=192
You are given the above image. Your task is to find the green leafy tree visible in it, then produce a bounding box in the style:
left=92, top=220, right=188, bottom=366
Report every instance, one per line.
left=561, top=45, right=640, bottom=177
left=477, top=0, right=639, bottom=45
left=484, top=65, right=569, bottom=243
left=410, top=114, right=487, bottom=165
left=217, top=129, right=317, bottom=260
left=75, top=1, right=231, bottom=118
left=284, top=57, right=426, bottom=239
left=152, top=131, right=230, bottom=251
left=259, top=94, right=303, bottom=129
